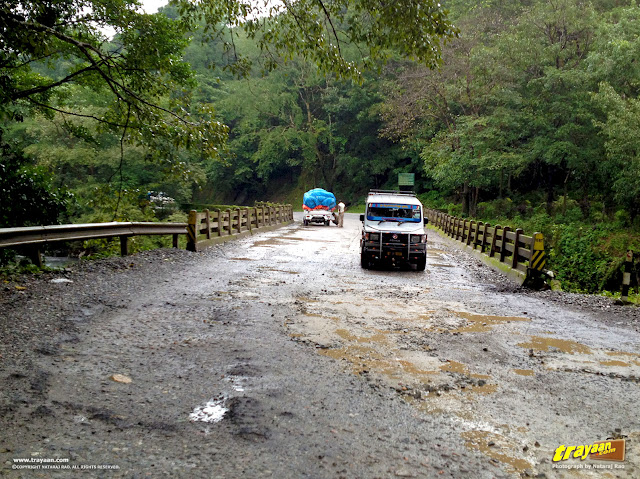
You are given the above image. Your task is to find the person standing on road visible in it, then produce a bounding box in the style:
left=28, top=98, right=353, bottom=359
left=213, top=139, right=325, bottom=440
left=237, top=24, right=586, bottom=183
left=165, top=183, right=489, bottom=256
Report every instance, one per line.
left=337, top=200, right=345, bottom=227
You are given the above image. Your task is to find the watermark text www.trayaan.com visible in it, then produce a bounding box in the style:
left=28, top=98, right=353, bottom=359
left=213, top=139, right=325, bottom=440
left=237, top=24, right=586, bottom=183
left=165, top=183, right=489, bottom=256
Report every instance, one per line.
left=11, top=458, right=119, bottom=471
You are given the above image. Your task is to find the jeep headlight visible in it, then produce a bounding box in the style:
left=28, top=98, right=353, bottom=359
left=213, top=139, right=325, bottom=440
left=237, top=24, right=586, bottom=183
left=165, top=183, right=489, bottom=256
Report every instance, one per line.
left=410, top=234, right=426, bottom=243
left=366, top=233, right=380, bottom=241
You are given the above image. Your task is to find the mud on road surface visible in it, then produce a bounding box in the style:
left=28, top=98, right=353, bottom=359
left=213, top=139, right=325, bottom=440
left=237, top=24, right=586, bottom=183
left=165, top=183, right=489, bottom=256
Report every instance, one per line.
left=1, top=212, right=639, bottom=478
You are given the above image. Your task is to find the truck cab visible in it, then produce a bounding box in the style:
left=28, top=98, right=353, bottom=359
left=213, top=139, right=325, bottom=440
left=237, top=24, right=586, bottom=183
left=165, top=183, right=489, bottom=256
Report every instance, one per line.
left=359, top=190, right=428, bottom=271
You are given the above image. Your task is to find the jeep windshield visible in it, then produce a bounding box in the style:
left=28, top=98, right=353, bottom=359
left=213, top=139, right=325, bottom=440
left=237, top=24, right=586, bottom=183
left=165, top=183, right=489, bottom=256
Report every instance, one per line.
left=366, top=203, right=421, bottom=223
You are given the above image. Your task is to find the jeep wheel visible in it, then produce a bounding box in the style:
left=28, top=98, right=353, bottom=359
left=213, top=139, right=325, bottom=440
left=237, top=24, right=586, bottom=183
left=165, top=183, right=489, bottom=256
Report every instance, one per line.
left=415, top=256, right=426, bottom=271
left=360, top=252, right=369, bottom=269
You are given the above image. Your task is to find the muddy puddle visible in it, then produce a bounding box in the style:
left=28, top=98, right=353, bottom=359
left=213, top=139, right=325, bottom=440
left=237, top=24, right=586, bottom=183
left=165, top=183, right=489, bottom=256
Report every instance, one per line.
left=517, top=336, right=592, bottom=355
left=452, top=311, right=530, bottom=333
left=461, top=430, right=532, bottom=474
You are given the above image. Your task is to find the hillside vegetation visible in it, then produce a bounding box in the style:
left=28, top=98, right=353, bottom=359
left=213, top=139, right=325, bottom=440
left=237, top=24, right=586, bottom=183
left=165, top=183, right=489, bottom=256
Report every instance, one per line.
left=1, top=0, right=639, bottom=294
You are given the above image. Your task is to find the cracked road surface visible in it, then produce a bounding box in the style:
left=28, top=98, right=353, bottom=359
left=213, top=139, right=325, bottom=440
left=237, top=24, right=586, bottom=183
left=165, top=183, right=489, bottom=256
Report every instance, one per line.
left=1, top=212, right=639, bottom=478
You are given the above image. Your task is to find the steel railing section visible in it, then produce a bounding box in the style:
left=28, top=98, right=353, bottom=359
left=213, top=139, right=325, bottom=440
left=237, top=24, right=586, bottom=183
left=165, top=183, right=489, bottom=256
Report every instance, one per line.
left=0, top=222, right=187, bottom=248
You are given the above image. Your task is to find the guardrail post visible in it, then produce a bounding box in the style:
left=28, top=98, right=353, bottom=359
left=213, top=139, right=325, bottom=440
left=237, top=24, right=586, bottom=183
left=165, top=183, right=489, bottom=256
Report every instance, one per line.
left=204, top=209, right=211, bottom=239
left=499, top=226, right=511, bottom=263
left=480, top=223, right=489, bottom=253
left=172, top=234, right=179, bottom=248
left=490, top=225, right=499, bottom=257
left=622, top=250, right=633, bottom=302
left=475, top=222, right=483, bottom=249
left=120, top=236, right=129, bottom=256
left=512, top=228, right=522, bottom=268
left=226, top=209, right=232, bottom=236
left=467, top=221, right=474, bottom=246
left=27, top=247, right=43, bottom=268
left=187, top=210, right=198, bottom=252
left=216, top=209, right=222, bottom=237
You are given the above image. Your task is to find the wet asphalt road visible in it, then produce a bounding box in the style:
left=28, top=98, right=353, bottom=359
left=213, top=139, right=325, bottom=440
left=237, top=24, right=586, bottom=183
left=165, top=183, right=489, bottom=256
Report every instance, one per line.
left=1, top=212, right=639, bottom=478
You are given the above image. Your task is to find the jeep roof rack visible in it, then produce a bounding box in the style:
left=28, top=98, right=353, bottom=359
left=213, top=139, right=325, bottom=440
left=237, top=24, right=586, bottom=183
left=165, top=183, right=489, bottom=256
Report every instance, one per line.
left=368, top=189, right=417, bottom=197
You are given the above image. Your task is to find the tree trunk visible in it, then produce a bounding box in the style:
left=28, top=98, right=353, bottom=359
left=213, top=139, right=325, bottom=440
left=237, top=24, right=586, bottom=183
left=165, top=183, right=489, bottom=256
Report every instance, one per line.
left=471, top=187, right=480, bottom=216
left=546, top=165, right=555, bottom=215
left=462, top=182, right=470, bottom=216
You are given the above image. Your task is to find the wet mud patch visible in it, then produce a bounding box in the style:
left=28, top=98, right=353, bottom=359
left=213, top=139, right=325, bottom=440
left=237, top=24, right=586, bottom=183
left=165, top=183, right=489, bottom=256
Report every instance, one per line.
left=451, top=311, right=530, bottom=333
left=318, top=342, right=443, bottom=386
left=517, top=336, right=592, bottom=355
left=517, top=335, right=640, bottom=379
left=461, top=430, right=532, bottom=475
left=226, top=397, right=270, bottom=441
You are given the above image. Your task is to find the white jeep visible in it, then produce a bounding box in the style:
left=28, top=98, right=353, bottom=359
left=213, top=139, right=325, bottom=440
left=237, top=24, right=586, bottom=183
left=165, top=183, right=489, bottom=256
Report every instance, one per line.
left=359, top=190, right=428, bottom=271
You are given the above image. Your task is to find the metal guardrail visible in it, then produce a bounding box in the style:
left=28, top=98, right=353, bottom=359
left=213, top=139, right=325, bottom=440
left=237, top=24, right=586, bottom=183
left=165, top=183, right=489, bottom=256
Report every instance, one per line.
left=0, top=222, right=187, bottom=267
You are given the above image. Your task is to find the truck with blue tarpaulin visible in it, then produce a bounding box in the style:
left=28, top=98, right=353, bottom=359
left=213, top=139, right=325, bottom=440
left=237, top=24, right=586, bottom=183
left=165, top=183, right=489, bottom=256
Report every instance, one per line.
left=302, top=188, right=336, bottom=226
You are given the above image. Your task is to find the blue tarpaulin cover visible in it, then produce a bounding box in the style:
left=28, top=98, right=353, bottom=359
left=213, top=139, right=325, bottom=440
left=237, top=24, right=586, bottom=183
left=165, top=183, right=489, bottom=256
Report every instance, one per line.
left=303, top=188, right=336, bottom=211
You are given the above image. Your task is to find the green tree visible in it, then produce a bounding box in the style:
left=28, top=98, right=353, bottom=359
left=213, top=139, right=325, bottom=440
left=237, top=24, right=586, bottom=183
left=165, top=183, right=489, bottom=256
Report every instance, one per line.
left=178, top=0, right=459, bottom=80
left=589, top=4, right=640, bottom=217
left=1, top=0, right=227, bottom=158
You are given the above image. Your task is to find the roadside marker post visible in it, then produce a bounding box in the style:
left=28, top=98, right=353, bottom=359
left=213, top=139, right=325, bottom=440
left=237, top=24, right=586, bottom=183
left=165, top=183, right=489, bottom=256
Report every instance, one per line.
left=531, top=233, right=546, bottom=272
left=621, top=250, right=633, bottom=302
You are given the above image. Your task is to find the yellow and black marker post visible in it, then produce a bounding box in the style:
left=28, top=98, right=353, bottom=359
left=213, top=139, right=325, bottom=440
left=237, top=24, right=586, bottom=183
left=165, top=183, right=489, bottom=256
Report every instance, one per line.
left=531, top=232, right=546, bottom=272
left=524, top=232, right=546, bottom=288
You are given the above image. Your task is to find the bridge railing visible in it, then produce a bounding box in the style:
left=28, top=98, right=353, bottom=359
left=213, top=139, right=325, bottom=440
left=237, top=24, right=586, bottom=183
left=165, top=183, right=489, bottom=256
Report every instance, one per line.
left=0, top=203, right=294, bottom=265
left=424, top=208, right=546, bottom=280
left=186, top=204, right=294, bottom=252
